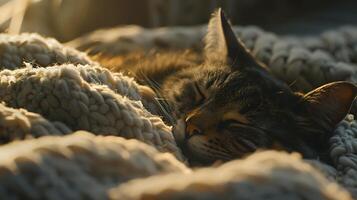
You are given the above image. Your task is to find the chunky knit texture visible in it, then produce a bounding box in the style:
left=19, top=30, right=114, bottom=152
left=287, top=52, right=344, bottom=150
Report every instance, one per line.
left=0, top=103, right=71, bottom=143
left=0, top=33, right=94, bottom=69
left=0, top=132, right=189, bottom=200
left=0, top=65, right=184, bottom=161
left=328, top=115, right=357, bottom=195
left=0, top=31, right=355, bottom=199
left=109, top=151, right=352, bottom=200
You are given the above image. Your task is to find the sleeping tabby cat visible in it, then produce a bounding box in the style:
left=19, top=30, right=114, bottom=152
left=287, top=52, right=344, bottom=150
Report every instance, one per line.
left=94, top=9, right=357, bottom=165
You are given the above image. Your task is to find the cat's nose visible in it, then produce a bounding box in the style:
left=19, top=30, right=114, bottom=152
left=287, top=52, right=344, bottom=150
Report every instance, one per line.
left=186, top=123, right=203, bottom=137
left=186, top=117, right=203, bottom=137
left=185, top=114, right=203, bottom=137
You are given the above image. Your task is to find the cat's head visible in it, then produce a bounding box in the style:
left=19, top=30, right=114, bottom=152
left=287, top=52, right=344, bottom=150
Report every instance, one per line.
left=171, top=9, right=357, bottom=165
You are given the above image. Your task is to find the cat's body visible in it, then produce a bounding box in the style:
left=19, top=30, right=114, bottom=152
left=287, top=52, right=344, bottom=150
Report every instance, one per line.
left=94, top=9, right=356, bottom=165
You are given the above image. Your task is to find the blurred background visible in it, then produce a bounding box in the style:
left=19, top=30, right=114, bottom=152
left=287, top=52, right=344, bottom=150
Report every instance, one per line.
left=0, top=0, right=356, bottom=42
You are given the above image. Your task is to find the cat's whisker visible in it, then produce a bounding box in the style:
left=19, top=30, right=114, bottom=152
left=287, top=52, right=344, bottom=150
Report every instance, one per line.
left=205, top=148, right=233, bottom=160
left=194, top=142, right=233, bottom=160
left=203, top=142, right=232, bottom=155
left=238, top=139, right=257, bottom=151
left=155, top=98, right=175, bottom=124
left=155, top=98, right=169, bottom=101
left=288, top=79, right=298, bottom=88
left=153, top=96, right=174, bottom=113
left=229, top=139, right=253, bottom=154
left=139, top=70, right=161, bottom=92
left=139, top=70, right=176, bottom=124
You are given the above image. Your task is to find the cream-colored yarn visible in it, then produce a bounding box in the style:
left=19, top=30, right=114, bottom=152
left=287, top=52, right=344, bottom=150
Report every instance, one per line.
left=0, top=33, right=94, bottom=70
left=0, top=102, right=71, bottom=143
left=73, top=64, right=160, bottom=114
left=75, top=64, right=142, bottom=102
left=0, top=131, right=189, bottom=200
left=0, top=64, right=184, bottom=160
left=110, top=151, right=352, bottom=200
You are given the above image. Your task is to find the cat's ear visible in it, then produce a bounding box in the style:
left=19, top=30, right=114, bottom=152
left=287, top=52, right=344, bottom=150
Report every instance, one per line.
left=301, top=81, right=356, bottom=130
left=204, top=8, right=257, bottom=68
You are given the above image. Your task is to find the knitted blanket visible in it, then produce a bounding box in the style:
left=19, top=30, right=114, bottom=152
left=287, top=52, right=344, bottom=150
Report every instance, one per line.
left=0, top=33, right=183, bottom=161
left=0, top=33, right=93, bottom=68
left=0, top=65, right=183, bottom=161
left=110, top=151, right=352, bottom=200
left=0, top=102, right=71, bottom=142
left=0, top=29, right=356, bottom=199
left=0, top=132, right=188, bottom=200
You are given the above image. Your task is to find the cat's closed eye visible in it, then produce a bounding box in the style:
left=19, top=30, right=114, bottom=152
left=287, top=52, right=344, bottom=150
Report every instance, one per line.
left=219, top=119, right=241, bottom=128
